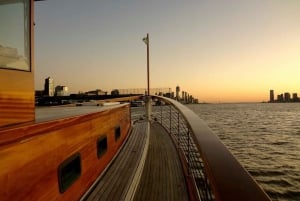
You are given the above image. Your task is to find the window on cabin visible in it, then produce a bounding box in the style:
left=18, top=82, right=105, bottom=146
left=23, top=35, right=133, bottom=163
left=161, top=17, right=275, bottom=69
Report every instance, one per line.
left=115, top=126, right=121, bottom=141
left=58, top=153, right=81, bottom=193
left=0, top=0, right=31, bottom=71
left=97, top=135, right=108, bottom=158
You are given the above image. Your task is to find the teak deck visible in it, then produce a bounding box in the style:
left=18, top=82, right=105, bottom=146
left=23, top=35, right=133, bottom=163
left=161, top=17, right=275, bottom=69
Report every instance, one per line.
left=83, top=121, right=189, bottom=201
left=133, top=122, right=189, bottom=201
left=83, top=121, right=148, bottom=201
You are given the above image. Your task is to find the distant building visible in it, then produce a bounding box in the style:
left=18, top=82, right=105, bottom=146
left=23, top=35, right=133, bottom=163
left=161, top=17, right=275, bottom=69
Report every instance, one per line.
left=176, top=86, right=180, bottom=100
left=44, top=77, right=54, bottom=97
left=189, top=95, right=194, bottom=103
left=165, top=92, right=171, bottom=98
left=55, top=85, right=69, bottom=96
left=111, top=89, right=119, bottom=96
left=277, top=94, right=284, bottom=102
left=284, top=92, right=291, bottom=102
left=35, top=90, right=44, bottom=97
left=292, top=93, right=298, bottom=102
left=171, top=92, right=175, bottom=99
left=86, top=89, right=107, bottom=96
left=269, top=90, right=274, bottom=102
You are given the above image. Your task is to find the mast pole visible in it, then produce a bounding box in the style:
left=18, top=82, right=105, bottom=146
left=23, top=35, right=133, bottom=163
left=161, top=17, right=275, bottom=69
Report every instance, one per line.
left=146, top=33, right=150, bottom=96
left=143, top=33, right=151, bottom=121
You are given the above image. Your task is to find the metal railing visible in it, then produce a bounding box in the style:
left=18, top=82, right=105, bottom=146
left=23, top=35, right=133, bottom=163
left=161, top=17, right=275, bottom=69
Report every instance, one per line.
left=149, top=95, right=272, bottom=201
left=151, top=103, right=213, bottom=201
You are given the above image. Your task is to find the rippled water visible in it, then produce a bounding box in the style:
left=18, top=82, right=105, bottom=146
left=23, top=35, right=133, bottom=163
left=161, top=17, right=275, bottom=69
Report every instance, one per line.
left=187, top=103, right=300, bottom=201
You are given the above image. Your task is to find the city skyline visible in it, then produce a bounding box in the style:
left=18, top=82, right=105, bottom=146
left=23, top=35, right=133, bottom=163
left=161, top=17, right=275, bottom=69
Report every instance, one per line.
left=269, top=89, right=300, bottom=102
left=34, top=1, right=300, bottom=103
left=39, top=75, right=300, bottom=104
left=39, top=76, right=196, bottom=100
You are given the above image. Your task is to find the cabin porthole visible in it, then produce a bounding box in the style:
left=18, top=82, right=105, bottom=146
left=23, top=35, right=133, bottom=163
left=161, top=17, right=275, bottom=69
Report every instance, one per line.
left=58, top=153, right=81, bottom=193
left=115, top=126, right=121, bottom=141
left=97, top=135, right=108, bottom=158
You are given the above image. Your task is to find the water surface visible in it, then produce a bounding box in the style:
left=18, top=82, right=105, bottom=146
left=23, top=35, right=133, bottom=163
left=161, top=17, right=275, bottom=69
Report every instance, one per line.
left=187, top=103, right=300, bottom=201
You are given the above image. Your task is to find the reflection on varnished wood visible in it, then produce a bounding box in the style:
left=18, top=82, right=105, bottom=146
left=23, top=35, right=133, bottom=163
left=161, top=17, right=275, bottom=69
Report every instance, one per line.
left=0, top=104, right=131, bottom=201
left=0, top=91, right=34, bottom=127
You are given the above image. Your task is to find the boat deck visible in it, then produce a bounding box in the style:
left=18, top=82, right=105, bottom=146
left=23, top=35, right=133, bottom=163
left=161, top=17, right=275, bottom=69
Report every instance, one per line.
left=81, top=121, right=189, bottom=201
left=133, top=122, right=189, bottom=201
left=82, top=120, right=148, bottom=201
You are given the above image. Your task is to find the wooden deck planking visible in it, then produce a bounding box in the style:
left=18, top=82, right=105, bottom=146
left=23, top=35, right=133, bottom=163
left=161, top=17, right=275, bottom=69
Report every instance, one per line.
left=133, top=122, right=189, bottom=201
left=83, top=121, right=148, bottom=201
left=82, top=120, right=189, bottom=201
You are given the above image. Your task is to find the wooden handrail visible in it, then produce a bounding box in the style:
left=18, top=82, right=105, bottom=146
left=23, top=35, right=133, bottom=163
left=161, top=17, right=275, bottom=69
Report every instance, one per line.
left=151, top=95, right=271, bottom=201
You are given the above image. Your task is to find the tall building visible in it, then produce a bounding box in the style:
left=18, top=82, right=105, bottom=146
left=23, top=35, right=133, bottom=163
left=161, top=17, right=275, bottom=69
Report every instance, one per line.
left=284, top=92, right=291, bottom=102
left=277, top=94, right=284, bottom=102
left=44, top=77, right=54, bottom=96
left=292, top=93, right=298, bottom=102
left=269, top=90, right=274, bottom=102
left=176, top=86, right=180, bottom=100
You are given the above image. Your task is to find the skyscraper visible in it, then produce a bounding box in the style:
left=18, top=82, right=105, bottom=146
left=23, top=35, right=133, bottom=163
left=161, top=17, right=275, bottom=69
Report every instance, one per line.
left=176, top=86, right=180, bottom=100
left=284, top=92, right=291, bottom=102
left=44, top=77, right=54, bottom=96
left=269, top=90, right=274, bottom=102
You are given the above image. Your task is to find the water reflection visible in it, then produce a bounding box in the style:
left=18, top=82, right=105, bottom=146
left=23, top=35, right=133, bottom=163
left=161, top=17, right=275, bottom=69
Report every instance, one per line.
left=0, top=0, right=30, bottom=71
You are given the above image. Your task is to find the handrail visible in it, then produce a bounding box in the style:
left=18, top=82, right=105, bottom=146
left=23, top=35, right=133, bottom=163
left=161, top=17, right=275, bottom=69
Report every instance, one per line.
left=151, top=95, right=271, bottom=201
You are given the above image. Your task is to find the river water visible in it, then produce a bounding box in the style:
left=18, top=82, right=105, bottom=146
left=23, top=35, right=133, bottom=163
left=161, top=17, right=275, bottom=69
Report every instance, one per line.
left=187, top=103, right=300, bottom=201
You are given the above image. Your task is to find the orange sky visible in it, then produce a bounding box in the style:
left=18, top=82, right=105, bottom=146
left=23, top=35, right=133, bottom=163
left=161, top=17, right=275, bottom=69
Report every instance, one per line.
left=34, top=1, right=300, bottom=103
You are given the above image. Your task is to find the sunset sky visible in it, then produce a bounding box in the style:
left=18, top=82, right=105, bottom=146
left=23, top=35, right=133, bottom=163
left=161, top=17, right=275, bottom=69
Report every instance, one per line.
left=34, top=0, right=300, bottom=103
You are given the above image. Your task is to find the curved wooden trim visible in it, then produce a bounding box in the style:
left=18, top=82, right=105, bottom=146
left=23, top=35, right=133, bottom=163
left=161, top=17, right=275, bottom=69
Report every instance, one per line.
left=0, top=104, right=130, bottom=146
left=152, top=95, right=271, bottom=201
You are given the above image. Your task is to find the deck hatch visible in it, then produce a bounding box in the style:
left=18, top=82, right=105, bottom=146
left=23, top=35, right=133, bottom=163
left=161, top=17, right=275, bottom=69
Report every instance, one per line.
left=58, top=153, right=81, bottom=193
left=115, top=126, right=121, bottom=141
left=97, top=135, right=108, bottom=158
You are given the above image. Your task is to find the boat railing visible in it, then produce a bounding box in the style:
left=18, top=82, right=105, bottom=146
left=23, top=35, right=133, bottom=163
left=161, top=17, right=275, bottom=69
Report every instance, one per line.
left=150, top=95, right=272, bottom=201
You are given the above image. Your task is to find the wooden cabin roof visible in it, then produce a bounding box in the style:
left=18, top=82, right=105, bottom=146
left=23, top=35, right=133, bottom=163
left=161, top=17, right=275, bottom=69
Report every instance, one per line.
left=35, top=104, right=124, bottom=123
